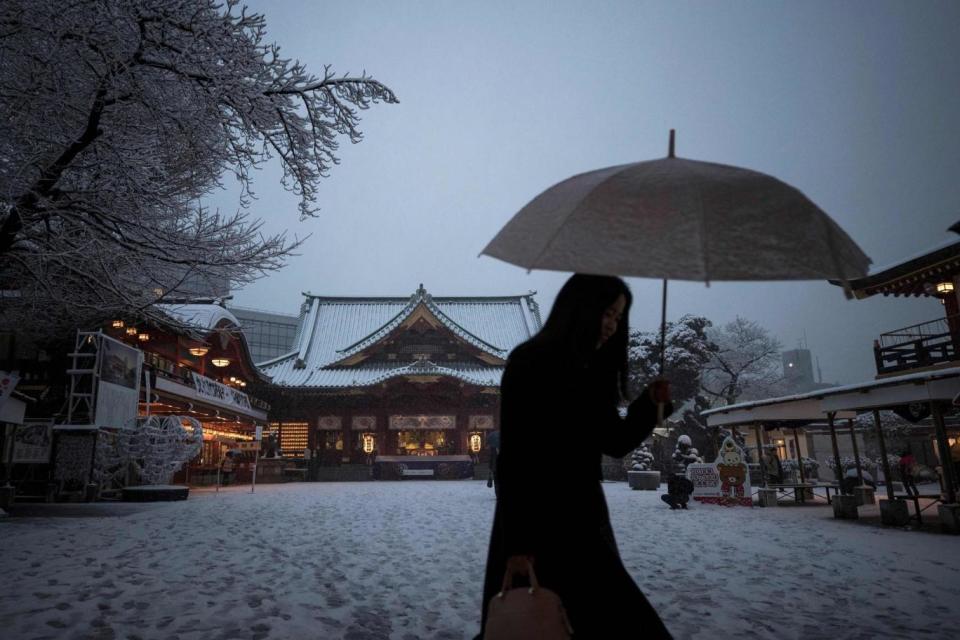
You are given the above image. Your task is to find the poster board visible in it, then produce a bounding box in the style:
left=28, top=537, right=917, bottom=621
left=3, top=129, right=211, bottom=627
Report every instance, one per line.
left=95, top=336, right=143, bottom=429
left=11, top=422, right=53, bottom=463
left=689, top=436, right=752, bottom=506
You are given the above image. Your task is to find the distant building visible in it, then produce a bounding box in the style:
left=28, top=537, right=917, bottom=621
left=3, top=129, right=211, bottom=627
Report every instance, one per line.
left=229, top=306, right=300, bottom=364
left=780, top=348, right=835, bottom=394
left=782, top=349, right=815, bottom=388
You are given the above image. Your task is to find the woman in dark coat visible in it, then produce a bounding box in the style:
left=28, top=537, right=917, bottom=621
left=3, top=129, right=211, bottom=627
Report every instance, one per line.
left=477, top=274, right=674, bottom=639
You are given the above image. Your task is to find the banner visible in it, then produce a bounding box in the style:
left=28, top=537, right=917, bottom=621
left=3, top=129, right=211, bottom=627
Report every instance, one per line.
left=689, top=436, right=753, bottom=507
left=11, top=422, right=53, bottom=463
left=95, top=336, right=143, bottom=428
left=190, top=372, right=252, bottom=411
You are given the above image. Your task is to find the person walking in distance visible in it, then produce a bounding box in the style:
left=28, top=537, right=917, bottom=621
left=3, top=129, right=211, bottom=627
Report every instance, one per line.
left=476, top=274, right=674, bottom=639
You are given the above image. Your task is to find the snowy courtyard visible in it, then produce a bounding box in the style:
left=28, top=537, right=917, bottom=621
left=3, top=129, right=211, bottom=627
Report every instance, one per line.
left=2, top=481, right=959, bottom=640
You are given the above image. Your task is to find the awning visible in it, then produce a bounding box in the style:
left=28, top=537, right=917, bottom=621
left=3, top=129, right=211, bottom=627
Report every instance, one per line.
left=702, top=366, right=960, bottom=426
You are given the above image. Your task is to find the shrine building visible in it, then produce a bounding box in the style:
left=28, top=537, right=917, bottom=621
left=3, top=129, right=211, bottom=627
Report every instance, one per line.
left=256, top=285, right=542, bottom=476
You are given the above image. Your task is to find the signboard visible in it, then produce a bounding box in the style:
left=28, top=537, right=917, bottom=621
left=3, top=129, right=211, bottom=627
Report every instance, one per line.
left=389, top=415, right=456, bottom=430
left=191, top=372, right=252, bottom=411
left=255, top=425, right=263, bottom=440
left=0, top=370, right=20, bottom=411
left=11, top=422, right=53, bottom=463
left=690, top=436, right=753, bottom=507
left=96, top=336, right=143, bottom=428
left=401, top=468, right=434, bottom=476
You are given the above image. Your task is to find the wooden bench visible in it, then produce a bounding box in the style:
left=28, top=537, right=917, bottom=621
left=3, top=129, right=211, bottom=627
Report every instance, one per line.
left=767, top=483, right=818, bottom=504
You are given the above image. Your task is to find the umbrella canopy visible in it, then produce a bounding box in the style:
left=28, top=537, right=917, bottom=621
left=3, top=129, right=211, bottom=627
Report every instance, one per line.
left=482, top=142, right=871, bottom=284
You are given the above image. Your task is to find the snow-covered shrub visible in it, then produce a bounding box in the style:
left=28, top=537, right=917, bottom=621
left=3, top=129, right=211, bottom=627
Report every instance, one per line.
left=780, top=457, right=819, bottom=476
left=631, top=443, right=655, bottom=471
left=825, top=455, right=877, bottom=473
left=672, top=435, right=703, bottom=472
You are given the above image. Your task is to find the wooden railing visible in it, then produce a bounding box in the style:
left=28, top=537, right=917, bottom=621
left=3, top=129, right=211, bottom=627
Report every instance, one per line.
left=874, top=315, right=960, bottom=374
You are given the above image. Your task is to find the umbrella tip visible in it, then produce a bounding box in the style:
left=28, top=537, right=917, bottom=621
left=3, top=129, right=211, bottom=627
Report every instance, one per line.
left=668, top=129, right=676, bottom=158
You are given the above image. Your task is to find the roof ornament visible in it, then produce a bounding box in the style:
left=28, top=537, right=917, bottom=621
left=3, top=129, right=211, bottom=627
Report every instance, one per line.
left=412, top=283, right=432, bottom=304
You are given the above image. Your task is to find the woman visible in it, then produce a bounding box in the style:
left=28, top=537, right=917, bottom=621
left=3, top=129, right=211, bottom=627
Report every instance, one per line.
left=898, top=449, right=919, bottom=498
left=477, top=274, right=673, bottom=639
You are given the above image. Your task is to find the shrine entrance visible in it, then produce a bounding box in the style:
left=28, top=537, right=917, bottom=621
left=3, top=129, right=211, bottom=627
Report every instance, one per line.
left=391, top=415, right=456, bottom=456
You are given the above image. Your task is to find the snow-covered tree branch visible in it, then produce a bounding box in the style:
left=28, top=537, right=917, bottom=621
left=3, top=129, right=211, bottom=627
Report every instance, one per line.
left=0, top=0, right=397, bottom=339
left=700, top=317, right=783, bottom=405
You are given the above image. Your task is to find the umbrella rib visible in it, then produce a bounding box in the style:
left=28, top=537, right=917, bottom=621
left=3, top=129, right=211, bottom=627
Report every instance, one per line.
left=692, top=172, right=710, bottom=284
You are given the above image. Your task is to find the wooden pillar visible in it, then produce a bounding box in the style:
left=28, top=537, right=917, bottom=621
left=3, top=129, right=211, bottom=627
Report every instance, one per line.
left=754, top=424, right=767, bottom=488
left=873, top=409, right=895, bottom=501
left=827, top=412, right=843, bottom=486
left=848, top=418, right=864, bottom=486
left=930, top=401, right=958, bottom=504
left=792, top=426, right=806, bottom=483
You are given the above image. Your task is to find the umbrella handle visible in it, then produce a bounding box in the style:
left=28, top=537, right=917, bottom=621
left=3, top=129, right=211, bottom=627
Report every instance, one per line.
left=657, top=401, right=664, bottom=430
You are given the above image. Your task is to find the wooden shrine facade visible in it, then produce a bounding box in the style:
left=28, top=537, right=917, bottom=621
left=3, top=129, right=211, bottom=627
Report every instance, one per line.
left=258, top=285, right=542, bottom=465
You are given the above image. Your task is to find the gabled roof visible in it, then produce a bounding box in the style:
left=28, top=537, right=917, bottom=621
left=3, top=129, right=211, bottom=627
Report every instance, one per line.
left=260, top=285, right=542, bottom=388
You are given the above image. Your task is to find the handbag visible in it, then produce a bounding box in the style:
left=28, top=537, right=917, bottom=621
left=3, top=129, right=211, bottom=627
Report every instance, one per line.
left=483, top=563, right=573, bottom=640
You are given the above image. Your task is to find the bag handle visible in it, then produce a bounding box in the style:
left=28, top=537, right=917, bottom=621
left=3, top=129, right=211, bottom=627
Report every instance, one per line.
left=498, top=560, right=541, bottom=598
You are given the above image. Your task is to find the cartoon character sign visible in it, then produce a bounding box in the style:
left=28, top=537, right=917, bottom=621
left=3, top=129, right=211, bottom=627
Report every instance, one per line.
left=688, top=436, right=752, bottom=507
left=716, top=438, right=748, bottom=498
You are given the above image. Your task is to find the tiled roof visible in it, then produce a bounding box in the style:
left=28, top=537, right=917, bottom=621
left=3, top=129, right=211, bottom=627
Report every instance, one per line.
left=260, top=285, right=541, bottom=388
left=156, top=303, right=241, bottom=333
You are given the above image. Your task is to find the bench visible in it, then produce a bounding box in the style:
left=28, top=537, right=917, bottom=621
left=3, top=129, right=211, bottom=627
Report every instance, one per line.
left=767, top=483, right=818, bottom=504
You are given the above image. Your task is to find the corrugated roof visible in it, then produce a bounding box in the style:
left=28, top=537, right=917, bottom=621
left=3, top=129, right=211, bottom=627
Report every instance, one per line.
left=261, top=285, right=541, bottom=388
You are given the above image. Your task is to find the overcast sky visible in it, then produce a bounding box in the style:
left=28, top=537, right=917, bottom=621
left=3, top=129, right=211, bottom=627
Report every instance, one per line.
left=213, top=0, right=960, bottom=385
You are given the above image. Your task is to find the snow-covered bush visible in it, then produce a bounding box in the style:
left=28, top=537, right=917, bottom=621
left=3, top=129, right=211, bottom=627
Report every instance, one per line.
left=780, top=457, right=819, bottom=476
left=825, top=455, right=877, bottom=473
left=672, top=435, right=703, bottom=472
left=631, top=443, right=656, bottom=471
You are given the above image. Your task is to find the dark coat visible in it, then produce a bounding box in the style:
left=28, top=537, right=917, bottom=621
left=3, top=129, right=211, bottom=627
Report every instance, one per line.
left=477, top=342, right=673, bottom=639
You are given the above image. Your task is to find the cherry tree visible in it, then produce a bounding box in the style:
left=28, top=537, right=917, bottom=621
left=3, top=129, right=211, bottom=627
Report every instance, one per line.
left=701, top=317, right=783, bottom=406
left=0, top=0, right=397, bottom=339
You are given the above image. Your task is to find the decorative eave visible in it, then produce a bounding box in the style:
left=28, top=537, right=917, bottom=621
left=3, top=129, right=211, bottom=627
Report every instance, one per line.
left=153, top=303, right=271, bottom=383
left=830, top=238, right=960, bottom=299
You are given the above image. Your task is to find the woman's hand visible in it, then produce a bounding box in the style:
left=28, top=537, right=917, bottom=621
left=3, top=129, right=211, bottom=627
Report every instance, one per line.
left=647, top=379, right=671, bottom=405
left=501, top=555, right=534, bottom=592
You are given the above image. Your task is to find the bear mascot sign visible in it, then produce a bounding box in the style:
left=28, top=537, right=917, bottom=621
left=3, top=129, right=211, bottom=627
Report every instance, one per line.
left=686, top=436, right=752, bottom=506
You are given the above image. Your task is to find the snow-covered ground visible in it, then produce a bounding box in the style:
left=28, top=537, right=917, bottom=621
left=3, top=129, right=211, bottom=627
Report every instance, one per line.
left=2, top=481, right=958, bottom=640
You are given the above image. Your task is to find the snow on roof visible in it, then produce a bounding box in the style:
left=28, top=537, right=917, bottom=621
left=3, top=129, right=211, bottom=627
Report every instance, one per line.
left=155, top=303, right=240, bottom=332
left=260, top=285, right=541, bottom=387
left=263, top=360, right=503, bottom=389
left=702, top=365, right=960, bottom=420
left=866, top=236, right=960, bottom=276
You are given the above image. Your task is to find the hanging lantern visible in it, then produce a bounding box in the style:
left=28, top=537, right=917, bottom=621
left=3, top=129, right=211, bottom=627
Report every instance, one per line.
left=188, top=346, right=209, bottom=357
left=138, top=332, right=150, bottom=342
left=111, top=319, right=124, bottom=329
left=363, top=433, right=375, bottom=454
left=470, top=433, right=482, bottom=453
left=126, top=327, right=138, bottom=336
left=211, top=358, right=230, bottom=367
left=936, top=281, right=955, bottom=295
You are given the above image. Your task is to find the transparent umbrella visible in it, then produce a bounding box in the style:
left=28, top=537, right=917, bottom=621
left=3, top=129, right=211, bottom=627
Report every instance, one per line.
left=482, top=131, right=871, bottom=414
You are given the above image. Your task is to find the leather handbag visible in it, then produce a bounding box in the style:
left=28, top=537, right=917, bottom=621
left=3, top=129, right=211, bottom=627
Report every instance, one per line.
left=483, top=563, right=573, bottom=640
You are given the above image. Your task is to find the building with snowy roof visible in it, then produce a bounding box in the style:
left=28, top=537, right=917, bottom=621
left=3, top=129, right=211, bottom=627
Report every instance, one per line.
left=258, top=285, right=542, bottom=470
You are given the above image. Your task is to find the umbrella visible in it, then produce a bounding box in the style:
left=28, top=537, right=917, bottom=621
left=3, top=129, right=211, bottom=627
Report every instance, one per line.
left=482, top=131, right=871, bottom=412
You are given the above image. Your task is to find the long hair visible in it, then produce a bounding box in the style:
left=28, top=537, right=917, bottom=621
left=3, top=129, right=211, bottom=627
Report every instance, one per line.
left=525, top=274, right=632, bottom=401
